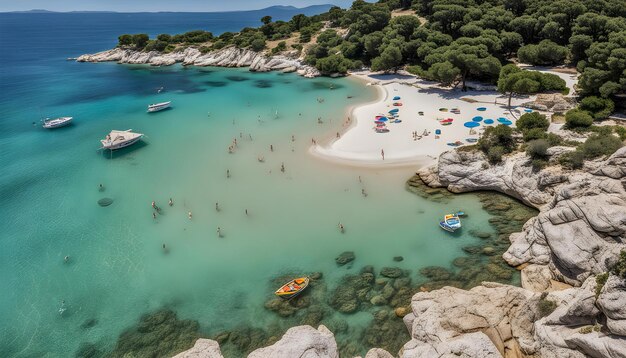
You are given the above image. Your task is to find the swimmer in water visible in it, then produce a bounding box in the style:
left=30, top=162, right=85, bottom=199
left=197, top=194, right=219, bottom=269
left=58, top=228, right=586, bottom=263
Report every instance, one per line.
left=64, top=255, right=69, bottom=263
left=227, top=169, right=230, bottom=178
left=362, top=189, right=368, bottom=197
left=99, top=184, right=104, bottom=192
left=215, top=202, right=219, bottom=212
left=153, top=212, right=157, bottom=220
left=270, top=144, right=274, bottom=152
left=339, top=223, right=345, bottom=233
left=291, top=135, right=295, bottom=142
left=188, top=211, right=192, bottom=220
left=151, top=201, right=156, bottom=209
left=245, top=209, right=248, bottom=216
left=169, top=198, right=173, bottom=206
left=280, top=163, right=285, bottom=173
left=217, top=227, right=222, bottom=237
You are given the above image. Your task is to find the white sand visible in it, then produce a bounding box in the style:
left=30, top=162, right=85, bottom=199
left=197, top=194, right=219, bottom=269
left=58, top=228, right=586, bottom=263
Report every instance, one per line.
left=311, top=71, right=537, bottom=167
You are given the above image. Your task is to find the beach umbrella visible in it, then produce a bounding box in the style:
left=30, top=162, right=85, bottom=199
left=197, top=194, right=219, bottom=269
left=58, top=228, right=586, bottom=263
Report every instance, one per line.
left=501, top=120, right=513, bottom=125
left=376, top=116, right=389, bottom=122
left=483, top=119, right=494, bottom=124
left=435, top=129, right=441, bottom=135
left=472, top=116, right=483, bottom=122
left=464, top=121, right=480, bottom=128
left=393, top=96, right=401, bottom=100
left=439, top=108, right=448, bottom=112
left=389, top=109, right=399, bottom=113
left=476, top=107, right=487, bottom=111
left=497, top=118, right=508, bottom=123
left=524, top=109, right=533, bottom=113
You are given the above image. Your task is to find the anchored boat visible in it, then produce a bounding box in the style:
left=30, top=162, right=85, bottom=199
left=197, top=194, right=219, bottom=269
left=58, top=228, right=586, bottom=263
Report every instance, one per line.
left=147, top=101, right=171, bottom=113
left=42, top=117, right=73, bottom=129
left=275, top=277, right=309, bottom=299
left=439, top=213, right=462, bottom=232
left=101, top=129, right=144, bottom=150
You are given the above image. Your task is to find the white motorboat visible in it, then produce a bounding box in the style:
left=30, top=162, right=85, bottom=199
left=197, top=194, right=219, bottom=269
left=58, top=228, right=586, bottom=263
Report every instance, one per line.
left=42, top=117, right=73, bottom=129
left=101, top=129, right=144, bottom=150
left=147, top=101, right=171, bottom=113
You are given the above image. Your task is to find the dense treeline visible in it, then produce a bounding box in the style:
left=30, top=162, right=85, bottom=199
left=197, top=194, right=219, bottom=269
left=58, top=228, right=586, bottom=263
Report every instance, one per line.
left=116, top=0, right=626, bottom=99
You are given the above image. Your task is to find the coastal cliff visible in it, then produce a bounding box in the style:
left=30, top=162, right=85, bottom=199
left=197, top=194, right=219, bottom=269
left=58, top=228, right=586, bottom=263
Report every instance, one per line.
left=76, top=47, right=321, bottom=77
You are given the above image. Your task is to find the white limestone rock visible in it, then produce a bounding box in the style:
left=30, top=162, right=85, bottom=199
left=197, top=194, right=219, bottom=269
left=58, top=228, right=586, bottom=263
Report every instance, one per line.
left=172, top=339, right=224, bottom=358
left=247, top=325, right=338, bottom=358
left=596, top=275, right=626, bottom=336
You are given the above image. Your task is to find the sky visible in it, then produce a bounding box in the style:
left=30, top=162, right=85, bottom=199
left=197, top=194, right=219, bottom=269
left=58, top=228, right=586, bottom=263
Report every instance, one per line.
left=0, top=0, right=355, bottom=12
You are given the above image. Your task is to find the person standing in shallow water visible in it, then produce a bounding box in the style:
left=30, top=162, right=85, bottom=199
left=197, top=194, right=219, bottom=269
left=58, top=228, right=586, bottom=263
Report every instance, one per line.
left=381, top=149, right=385, bottom=160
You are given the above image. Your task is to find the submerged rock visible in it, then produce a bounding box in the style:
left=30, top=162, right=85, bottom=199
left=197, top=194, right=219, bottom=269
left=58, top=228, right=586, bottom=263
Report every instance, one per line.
left=380, top=267, right=404, bottom=279
left=335, top=251, right=355, bottom=266
left=97, top=198, right=113, bottom=207
left=109, top=309, right=200, bottom=358
left=172, top=339, right=224, bottom=358
left=393, top=256, right=404, bottom=262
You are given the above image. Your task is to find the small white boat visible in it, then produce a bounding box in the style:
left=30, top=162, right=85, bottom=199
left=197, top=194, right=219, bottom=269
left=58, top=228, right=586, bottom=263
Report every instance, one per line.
left=439, top=214, right=462, bottom=232
left=147, top=101, right=171, bottom=113
left=42, top=117, right=73, bottom=129
left=101, top=129, right=144, bottom=150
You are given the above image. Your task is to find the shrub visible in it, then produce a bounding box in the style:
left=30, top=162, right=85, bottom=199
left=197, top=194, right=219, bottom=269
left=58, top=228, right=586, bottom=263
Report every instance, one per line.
left=132, top=34, right=149, bottom=49
left=118, top=34, right=133, bottom=46
left=565, top=109, right=593, bottom=129
left=479, top=125, right=516, bottom=155
left=531, top=159, right=548, bottom=170
left=526, top=139, right=550, bottom=159
left=580, top=96, right=615, bottom=120
left=517, top=112, right=549, bottom=133
left=615, top=126, right=626, bottom=141
left=595, top=272, right=609, bottom=297
left=523, top=128, right=547, bottom=142
left=559, top=150, right=585, bottom=169
left=315, top=54, right=353, bottom=75
left=546, top=133, right=563, bottom=146
left=487, top=146, right=505, bottom=164
left=271, top=41, right=287, bottom=55
left=250, top=38, right=266, bottom=52
left=613, top=250, right=626, bottom=279
left=580, top=133, right=623, bottom=159
left=538, top=296, right=557, bottom=318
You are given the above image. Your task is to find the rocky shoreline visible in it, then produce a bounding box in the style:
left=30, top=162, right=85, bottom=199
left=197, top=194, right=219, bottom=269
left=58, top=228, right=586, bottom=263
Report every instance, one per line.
left=170, top=147, right=625, bottom=358
left=76, top=46, right=322, bottom=77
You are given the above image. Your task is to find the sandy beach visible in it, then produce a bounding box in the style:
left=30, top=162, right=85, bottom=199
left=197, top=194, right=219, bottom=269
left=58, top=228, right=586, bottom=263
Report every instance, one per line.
left=311, top=69, right=575, bottom=167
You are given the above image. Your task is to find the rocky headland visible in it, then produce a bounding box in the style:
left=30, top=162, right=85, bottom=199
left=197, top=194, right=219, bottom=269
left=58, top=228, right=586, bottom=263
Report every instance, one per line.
left=76, top=46, right=322, bottom=77
left=170, top=146, right=625, bottom=358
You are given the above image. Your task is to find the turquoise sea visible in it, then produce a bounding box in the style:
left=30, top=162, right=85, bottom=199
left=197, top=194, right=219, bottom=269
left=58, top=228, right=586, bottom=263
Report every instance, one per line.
left=0, top=12, right=525, bottom=357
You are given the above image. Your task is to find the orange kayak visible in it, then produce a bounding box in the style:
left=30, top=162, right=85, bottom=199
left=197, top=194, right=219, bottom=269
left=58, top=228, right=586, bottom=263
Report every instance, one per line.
left=275, top=277, right=309, bottom=299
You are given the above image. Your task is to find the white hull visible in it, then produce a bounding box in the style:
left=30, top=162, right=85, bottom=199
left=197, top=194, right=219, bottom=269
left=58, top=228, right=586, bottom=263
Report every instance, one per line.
left=43, top=117, right=73, bottom=129
left=147, top=101, right=171, bottom=112
left=100, top=129, right=144, bottom=150
left=102, top=136, right=142, bottom=150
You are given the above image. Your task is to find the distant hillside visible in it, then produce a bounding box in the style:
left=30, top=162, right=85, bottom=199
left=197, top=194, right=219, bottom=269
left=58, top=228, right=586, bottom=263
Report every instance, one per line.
left=4, top=4, right=334, bottom=15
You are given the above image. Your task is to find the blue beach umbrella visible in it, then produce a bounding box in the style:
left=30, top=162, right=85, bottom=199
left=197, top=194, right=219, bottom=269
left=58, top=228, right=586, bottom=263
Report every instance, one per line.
left=435, top=129, right=441, bottom=135
left=464, top=121, right=480, bottom=128
left=472, top=116, right=483, bottom=122
left=501, top=120, right=513, bottom=126
left=524, top=108, right=533, bottom=113
left=483, top=119, right=494, bottom=124
left=393, top=96, right=401, bottom=100
left=497, top=118, right=508, bottom=123
left=375, top=116, right=389, bottom=122
left=389, top=109, right=399, bottom=113
left=477, top=107, right=487, bottom=111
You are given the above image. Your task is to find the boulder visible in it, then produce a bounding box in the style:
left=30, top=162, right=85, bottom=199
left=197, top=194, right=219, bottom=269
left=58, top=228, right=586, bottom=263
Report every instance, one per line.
left=172, top=339, right=223, bottom=358
left=248, top=325, right=338, bottom=358
left=380, top=267, right=404, bottom=278
left=335, top=251, right=355, bottom=266
left=596, top=275, right=626, bottom=336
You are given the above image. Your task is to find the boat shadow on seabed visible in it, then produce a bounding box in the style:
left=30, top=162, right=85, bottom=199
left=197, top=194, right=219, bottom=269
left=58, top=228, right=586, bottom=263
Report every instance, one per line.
left=100, top=140, right=148, bottom=160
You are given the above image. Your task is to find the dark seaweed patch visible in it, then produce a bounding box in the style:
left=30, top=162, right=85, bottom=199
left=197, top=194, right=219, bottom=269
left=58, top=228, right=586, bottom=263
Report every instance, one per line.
left=204, top=81, right=228, bottom=87
left=254, top=80, right=273, bottom=88
left=226, top=76, right=249, bottom=82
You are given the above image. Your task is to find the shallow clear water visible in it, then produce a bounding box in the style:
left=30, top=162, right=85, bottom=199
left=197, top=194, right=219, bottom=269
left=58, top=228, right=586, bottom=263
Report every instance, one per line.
left=0, top=13, right=516, bottom=358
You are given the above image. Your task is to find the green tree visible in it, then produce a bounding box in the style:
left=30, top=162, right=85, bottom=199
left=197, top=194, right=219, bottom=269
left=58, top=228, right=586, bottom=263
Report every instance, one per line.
left=261, top=16, right=272, bottom=25
left=426, top=42, right=501, bottom=90
left=157, top=34, right=172, bottom=42
left=250, top=37, right=266, bottom=52
left=132, top=34, right=149, bottom=49
left=579, top=96, right=615, bottom=119
left=517, top=40, right=568, bottom=66
left=497, top=64, right=566, bottom=106
left=315, top=54, right=353, bottom=74
left=371, top=46, right=403, bottom=72
left=427, top=61, right=461, bottom=86
left=118, top=34, right=133, bottom=46
left=479, top=125, right=516, bottom=157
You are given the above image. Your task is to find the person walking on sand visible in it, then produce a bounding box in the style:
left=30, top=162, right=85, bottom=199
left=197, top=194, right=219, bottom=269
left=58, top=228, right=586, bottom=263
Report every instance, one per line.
left=291, top=135, right=295, bottom=142
left=381, top=149, right=385, bottom=160
left=336, top=132, right=340, bottom=138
